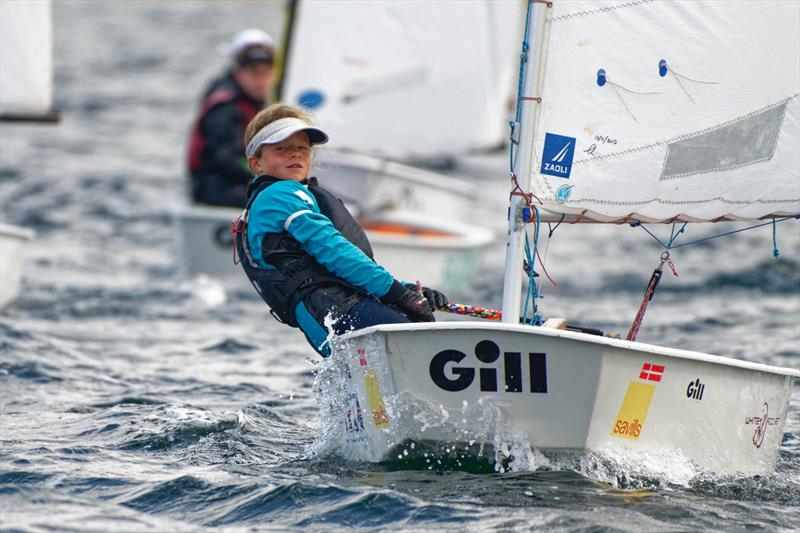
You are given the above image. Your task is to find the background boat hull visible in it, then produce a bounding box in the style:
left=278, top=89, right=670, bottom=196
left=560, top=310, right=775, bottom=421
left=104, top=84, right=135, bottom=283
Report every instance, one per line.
left=0, top=223, right=34, bottom=308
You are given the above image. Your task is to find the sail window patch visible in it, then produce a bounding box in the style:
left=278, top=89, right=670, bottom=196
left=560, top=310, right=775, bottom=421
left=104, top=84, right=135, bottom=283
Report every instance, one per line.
left=541, top=133, right=576, bottom=179
left=660, top=102, right=787, bottom=180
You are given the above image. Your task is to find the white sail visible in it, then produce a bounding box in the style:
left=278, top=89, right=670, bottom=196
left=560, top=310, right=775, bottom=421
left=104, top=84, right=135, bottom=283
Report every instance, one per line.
left=526, top=0, right=800, bottom=223
left=281, top=0, right=523, bottom=160
left=0, top=0, right=56, bottom=120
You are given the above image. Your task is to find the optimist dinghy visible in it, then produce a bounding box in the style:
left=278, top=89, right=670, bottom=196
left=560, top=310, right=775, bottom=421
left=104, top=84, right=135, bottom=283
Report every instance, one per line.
left=1, top=0, right=59, bottom=308
left=179, top=1, right=527, bottom=287
left=176, top=152, right=494, bottom=289
left=0, top=224, right=35, bottom=308
left=325, top=0, right=800, bottom=476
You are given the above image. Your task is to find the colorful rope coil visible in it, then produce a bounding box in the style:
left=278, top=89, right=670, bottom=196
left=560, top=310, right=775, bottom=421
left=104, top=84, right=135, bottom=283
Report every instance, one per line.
left=443, top=303, right=502, bottom=321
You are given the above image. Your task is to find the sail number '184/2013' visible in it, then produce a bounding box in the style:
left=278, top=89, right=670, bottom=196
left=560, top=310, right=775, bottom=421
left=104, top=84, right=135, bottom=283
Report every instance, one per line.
left=429, top=340, right=547, bottom=393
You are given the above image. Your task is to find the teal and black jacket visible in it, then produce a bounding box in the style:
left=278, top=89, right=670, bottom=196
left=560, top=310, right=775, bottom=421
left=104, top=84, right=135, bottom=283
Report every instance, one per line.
left=235, top=175, right=408, bottom=354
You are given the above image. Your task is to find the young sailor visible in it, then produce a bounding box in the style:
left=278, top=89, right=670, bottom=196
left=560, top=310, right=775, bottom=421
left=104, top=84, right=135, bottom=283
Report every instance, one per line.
left=235, top=104, right=448, bottom=356
left=187, top=29, right=276, bottom=208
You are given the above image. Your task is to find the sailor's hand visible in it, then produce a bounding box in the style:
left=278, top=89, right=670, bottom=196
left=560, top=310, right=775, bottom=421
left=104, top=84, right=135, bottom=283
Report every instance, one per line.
left=404, top=283, right=448, bottom=311
left=381, top=280, right=434, bottom=322
left=421, top=287, right=448, bottom=311
left=395, top=288, right=435, bottom=322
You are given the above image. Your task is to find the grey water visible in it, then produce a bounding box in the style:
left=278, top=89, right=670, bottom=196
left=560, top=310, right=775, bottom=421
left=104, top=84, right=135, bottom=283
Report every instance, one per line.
left=1, top=1, right=799, bottom=531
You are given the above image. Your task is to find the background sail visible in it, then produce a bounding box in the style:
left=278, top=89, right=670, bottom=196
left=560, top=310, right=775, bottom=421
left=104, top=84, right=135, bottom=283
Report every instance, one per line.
left=281, top=0, right=523, bottom=161
left=0, top=0, right=56, bottom=121
left=528, top=0, right=800, bottom=222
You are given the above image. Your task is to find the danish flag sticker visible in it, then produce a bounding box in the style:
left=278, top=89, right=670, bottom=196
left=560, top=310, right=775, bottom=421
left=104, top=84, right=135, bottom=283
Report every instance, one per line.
left=639, top=362, right=665, bottom=382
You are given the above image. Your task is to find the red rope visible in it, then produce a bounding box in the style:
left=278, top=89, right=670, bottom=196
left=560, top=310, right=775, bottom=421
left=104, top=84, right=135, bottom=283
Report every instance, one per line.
left=535, top=248, right=558, bottom=286
left=668, top=67, right=718, bottom=85
left=509, top=171, right=556, bottom=287
left=607, top=79, right=662, bottom=96
left=626, top=252, right=678, bottom=341
left=625, top=268, right=661, bottom=341
left=231, top=217, right=242, bottom=265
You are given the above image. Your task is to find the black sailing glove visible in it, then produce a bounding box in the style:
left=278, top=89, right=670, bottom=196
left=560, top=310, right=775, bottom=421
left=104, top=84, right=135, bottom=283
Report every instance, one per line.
left=404, top=283, right=448, bottom=311
left=422, top=287, right=448, bottom=310
left=382, top=280, right=435, bottom=322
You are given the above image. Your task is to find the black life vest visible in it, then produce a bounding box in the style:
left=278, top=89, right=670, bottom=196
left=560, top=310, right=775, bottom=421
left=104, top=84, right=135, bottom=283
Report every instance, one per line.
left=233, top=175, right=373, bottom=327
left=187, top=76, right=260, bottom=174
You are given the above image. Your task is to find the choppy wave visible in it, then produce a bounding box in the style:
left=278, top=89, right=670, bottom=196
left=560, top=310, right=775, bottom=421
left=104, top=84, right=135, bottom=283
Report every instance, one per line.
left=1, top=2, right=798, bottom=532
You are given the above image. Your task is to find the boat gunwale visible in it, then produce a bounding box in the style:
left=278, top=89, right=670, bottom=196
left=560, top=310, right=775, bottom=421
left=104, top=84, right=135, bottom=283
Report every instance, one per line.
left=337, top=321, right=800, bottom=378
left=0, top=223, right=35, bottom=241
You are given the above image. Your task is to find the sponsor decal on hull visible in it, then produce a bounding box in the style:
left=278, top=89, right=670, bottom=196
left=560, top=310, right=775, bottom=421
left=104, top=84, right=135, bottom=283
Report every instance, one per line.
left=344, top=392, right=366, bottom=443
left=639, top=362, right=664, bottom=382
left=365, top=369, right=390, bottom=429
left=611, top=362, right=664, bottom=441
left=356, top=347, right=390, bottom=429
left=429, top=340, right=547, bottom=394
left=745, top=402, right=780, bottom=449
left=686, top=378, right=705, bottom=401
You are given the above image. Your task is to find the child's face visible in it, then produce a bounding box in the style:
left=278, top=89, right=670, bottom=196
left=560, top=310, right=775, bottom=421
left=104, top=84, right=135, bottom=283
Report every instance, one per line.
left=248, top=131, right=312, bottom=182
left=234, top=62, right=274, bottom=101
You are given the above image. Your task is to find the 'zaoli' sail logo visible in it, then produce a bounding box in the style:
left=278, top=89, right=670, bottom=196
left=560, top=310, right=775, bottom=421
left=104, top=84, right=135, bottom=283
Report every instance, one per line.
left=611, top=362, right=664, bottom=440
left=541, top=132, right=576, bottom=179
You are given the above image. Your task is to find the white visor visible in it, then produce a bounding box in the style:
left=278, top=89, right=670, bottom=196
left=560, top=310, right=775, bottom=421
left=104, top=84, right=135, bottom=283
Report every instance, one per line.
left=246, top=117, right=329, bottom=157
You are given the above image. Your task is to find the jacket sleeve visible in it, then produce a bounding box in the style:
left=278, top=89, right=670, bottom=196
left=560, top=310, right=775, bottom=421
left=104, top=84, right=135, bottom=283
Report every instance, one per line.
left=252, top=182, right=396, bottom=298
left=201, top=102, right=252, bottom=186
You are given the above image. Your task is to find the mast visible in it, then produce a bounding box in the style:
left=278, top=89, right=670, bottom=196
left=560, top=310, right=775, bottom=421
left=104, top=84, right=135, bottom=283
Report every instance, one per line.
left=501, top=0, right=548, bottom=324
left=275, top=0, right=299, bottom=102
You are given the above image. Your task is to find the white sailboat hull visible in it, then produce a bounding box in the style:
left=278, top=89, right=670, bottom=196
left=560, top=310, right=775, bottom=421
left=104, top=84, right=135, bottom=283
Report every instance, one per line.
left=0, top=223, right=35, bottom=308
left=176, top=205, right=493, bottom=291
left=330, top=322, right=798, bottom=476
left=313, top=151, right=480, bottom=219
left=176, top=204, right=240, bottom=279
left=177, top=152, right=494, bottom=288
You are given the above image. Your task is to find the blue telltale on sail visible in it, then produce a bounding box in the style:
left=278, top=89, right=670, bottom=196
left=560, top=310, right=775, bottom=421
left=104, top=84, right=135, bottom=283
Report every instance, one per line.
left=296, top=89, right=325, bottom=110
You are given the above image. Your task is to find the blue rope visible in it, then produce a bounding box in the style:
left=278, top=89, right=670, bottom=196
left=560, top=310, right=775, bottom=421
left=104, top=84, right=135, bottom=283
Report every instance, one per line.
left=522, top=237, right=534, bottom=324
left=509, top=0, right=534, bottom=175
left=633, top=216, right=797, bottom=251
left=521, top=206, right=542, bottom=326
left=667, top=222, right=688, bottom=248
left=511, top=1, right=540, bottom=327
left=633, top=223, right=669, bottom=249
left=772, top=218, right=780, bottom=259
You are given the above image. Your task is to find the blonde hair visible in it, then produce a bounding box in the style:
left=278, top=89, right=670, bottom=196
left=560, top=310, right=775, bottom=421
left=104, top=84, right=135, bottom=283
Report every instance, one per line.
left=244, top=103, right=315, bottom=157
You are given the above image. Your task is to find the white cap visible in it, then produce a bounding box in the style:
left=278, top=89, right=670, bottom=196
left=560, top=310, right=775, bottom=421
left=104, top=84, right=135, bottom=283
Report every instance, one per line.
left=228, top=29, right=274, bottom=60
left=246, top=117, right=329, bottom=157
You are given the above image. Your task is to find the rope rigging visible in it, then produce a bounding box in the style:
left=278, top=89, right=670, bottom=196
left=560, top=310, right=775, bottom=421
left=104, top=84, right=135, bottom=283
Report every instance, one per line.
left=625, top=250, right=678, bottom=342
left=623, top=216, right=797, bottom=338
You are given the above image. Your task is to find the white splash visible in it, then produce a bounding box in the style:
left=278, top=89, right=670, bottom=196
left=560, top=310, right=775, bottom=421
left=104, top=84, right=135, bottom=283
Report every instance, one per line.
left=190, top=274, right=227, bottom=307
